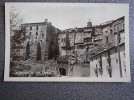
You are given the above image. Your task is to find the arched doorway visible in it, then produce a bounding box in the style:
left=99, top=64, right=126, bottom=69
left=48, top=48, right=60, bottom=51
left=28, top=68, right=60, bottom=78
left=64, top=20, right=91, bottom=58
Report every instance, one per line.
left=59, top=68, right=66, bottom=76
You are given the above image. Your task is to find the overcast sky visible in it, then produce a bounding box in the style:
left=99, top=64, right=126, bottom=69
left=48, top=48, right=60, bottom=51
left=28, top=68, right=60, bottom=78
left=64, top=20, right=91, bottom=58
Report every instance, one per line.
left=8, top=3, right=129, bottom=30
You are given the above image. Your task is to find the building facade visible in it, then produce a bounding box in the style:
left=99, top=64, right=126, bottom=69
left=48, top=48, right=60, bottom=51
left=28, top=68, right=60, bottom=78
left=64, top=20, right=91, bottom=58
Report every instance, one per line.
left=57, top=16, right=126, bottom=78
left=21, top=19, right=61, bottom=62
left=20, top=17, right=126, bottom=78
left=90, top=16, right=126, bottom=78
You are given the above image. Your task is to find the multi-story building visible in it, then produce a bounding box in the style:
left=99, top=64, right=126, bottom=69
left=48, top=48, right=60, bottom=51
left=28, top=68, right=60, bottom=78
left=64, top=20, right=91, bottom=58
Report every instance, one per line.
left=90, top=16, right=126, bottom=78
left=58, top=28, right=77, bottom=56
left=112, top=16, right=126, bottom=77
left=20, top=16, right=126, bottom=78
left=21, top=19, right=61, bottom=62
left=58, top=19, right=95, bottom=63
left=101, top=21, right=115, bottom=49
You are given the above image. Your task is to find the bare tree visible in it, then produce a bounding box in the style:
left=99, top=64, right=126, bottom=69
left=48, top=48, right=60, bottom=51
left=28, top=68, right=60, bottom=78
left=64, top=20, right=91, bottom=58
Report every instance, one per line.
left=10, top=6, right=26, bottom=76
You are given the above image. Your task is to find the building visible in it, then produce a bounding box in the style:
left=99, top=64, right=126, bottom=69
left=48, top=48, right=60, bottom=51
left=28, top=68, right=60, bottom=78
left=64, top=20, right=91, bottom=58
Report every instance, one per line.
left=90, top=16, right=126, bottom=78
left=58, top=20, right=95, bottom=63
left=57, top=20, right=94, bottom=76
left=19, top=16, right=126, bottom=78
left=21, top=19, right=61, bottom=62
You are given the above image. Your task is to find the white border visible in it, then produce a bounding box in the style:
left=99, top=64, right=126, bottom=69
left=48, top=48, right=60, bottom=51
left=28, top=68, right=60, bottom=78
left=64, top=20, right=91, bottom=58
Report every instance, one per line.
left=4, top=3, right=131, bottom=82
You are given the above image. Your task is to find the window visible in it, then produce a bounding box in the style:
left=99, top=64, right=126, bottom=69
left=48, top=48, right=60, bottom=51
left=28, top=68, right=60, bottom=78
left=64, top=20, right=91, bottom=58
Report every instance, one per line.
left=42, top=34, right=44, bottom=37
left=105, top=31, right=107, bottom=34
left=116, top=59, right=118, bottom=63
left=29, top=32, right=31, bottom=35
left=124, top=53, right=125, bottom=58
left=106, top=36, right=108, bottom=42
left=36, top=26, right=38, bottom=30
left=36, top=37, right=37, bottom=39
left=110, top=29, right=113, bottom=34
left=30, top=27, right=32, bottom=30
left=29, top=37, right=30, bottom=39
left=36, top=32, right=38, bottom=36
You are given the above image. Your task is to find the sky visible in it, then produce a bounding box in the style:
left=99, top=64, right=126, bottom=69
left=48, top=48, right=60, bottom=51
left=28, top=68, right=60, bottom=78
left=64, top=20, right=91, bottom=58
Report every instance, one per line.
left=8, top=3, right=129, bottom=30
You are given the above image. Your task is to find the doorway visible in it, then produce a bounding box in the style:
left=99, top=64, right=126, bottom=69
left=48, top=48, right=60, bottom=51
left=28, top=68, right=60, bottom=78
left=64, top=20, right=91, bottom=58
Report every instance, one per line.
left=59, top=68, right=66, bottom=76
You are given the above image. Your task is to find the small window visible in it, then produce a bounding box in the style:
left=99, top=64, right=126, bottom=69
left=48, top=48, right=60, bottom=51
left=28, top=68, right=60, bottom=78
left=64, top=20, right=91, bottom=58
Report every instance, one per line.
left=106, top=36, right=108, bottom=42
left=29, top=37, right=30, bottom=39
left=29, top=32, right=31, bottom=35
left=36, top=32, right=38, bottom=36
left=30, top=27, right=32, bottom=30
left=116, top=59, right=118, bottom=63
left=110, top=29, right=112, bottom=34
left=124, top=53, right=125, bottom=58
left=105, top=31, right=107, bottom=33
left=36, top=26, right=38, bottom=30
left=114, top=28, right=116, bottom=31
left=36, top=37, right=37, bottom=39
left=42, top=34, right=44, bottom=37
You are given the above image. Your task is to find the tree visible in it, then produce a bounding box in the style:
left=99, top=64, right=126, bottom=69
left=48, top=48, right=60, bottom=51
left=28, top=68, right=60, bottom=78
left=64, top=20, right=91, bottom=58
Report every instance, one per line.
left=10, top=6, right=26, bottom=76
left=25, top=42, right=30, bottom=60
left=66, top=33, right=70, bottom=51
left=36, top=42, right=41, bottom=61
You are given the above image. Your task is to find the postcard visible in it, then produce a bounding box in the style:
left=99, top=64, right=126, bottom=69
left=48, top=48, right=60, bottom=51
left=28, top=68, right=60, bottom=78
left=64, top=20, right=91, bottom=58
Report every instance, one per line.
left=4, top=3, right=130, bottom=82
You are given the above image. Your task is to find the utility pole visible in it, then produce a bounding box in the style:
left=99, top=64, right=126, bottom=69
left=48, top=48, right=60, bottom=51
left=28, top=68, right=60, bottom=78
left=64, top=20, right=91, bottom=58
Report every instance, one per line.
left=74, top=28, right=78, bottom=64
left=117, top=27, right=122, bottom=78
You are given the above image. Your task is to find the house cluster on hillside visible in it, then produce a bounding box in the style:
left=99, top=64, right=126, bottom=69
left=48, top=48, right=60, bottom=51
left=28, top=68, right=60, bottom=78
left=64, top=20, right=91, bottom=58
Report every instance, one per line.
left=19, top=16, right=126, bottom=78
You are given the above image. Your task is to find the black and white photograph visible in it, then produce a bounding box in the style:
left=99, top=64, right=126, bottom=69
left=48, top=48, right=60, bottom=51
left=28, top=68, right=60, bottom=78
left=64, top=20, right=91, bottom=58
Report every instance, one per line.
left=4, top=3, right=130, bottom=82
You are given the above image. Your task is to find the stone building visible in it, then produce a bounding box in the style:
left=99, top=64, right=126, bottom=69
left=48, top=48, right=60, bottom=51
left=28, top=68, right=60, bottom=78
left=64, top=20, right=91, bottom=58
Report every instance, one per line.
left=57, top=19, right=94, bottom=76
left=19, top=16, right=126, bottom=78
left=101, top=21, right=115, bottom=49
left=58, top=28, right=76, bottom=56
left=58, top=19, right=95, bottom=63
left=90, top=16, right=126, bottom=78
left=21, top=19, right=61, bottom=62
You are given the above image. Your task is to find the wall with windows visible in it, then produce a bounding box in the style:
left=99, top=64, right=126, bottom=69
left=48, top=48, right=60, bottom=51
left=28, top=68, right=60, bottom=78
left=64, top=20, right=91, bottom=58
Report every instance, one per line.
left=90, top=44, right=126, bottom=78
left=102, top=24, right=115, bottom=49
left=21, top=22, right=60, bottom=61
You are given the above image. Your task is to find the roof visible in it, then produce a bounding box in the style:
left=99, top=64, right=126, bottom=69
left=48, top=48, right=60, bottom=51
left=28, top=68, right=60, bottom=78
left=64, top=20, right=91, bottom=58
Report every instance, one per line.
left=89, top=42, right=125, bottom=59
left=21, top=22, right=52, bottom=27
